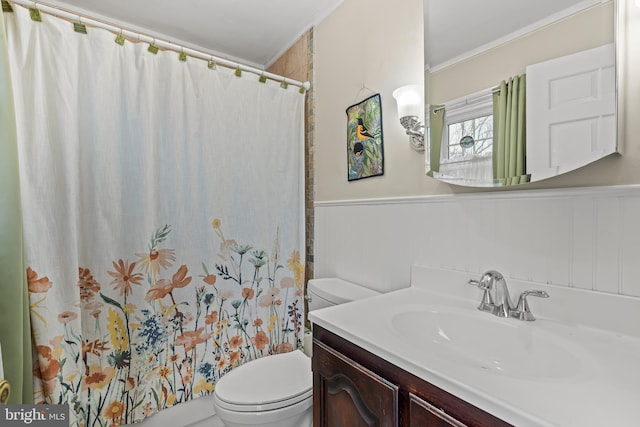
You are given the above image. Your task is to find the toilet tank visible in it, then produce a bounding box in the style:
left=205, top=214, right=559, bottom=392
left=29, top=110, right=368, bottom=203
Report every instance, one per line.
left=307, top=278, right=380, bottom=312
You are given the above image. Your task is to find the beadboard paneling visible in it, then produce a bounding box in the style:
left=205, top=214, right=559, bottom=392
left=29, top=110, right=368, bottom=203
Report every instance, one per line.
left=314, top=185, right=640, bottom=297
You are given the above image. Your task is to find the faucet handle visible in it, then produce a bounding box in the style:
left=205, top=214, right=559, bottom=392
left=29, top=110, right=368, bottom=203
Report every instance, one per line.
left=468, top=279, right=496, bottom=314
left=467, top=278, right=489, bottom=290
left=513, top=290, right=549, bottom=321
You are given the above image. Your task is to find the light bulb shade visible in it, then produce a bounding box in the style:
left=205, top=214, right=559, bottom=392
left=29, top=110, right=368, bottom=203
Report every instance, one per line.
left=392, top=85, right=423, bottom=118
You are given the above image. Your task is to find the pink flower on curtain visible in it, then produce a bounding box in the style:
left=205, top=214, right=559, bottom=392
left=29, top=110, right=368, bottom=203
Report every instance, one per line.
left=108, top=259, right=143, bottom=296
left=204, top=311, right=218, bottom=325
left=280, top=277, right=295, bottom=288
left=57, top=311, right=77, bottom=324
left=82, top=365, right=116, bottom=391
left=203, top=274, right=217, bottom=285
left=174, top=327, right=213, bottom=352
left=228, top=335, right=243, bottom=350
left=33, top=344, right=60, bottom=398
left=277, top=342, right=294, bottom=354
left=77, top=267, right=101, bottom=300
left=251, top=331, right=269, bottom=350
left=26, top=267, right=52, bottom=293
left=145, top=264, right=192, bottom=301
left=258, top=288, right=280, bottom=307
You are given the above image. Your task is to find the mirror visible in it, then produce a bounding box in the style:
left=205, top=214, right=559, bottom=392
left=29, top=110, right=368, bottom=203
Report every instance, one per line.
left=424, top=0, right=617, bottom=187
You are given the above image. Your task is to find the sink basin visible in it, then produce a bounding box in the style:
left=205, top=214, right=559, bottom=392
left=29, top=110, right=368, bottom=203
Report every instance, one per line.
left=391, top=308, right=582, bottom=379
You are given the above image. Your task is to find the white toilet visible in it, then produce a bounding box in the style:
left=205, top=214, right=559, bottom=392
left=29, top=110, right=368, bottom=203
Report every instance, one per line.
left=212, top=277, right=380, bottom=427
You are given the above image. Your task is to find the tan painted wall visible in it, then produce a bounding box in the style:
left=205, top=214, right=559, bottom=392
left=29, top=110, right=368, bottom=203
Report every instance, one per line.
left=314, top=0, right=640, bottom=201
left=313, top=0, right=442, bottom=201
left=267, top=32, right=310, bottom=84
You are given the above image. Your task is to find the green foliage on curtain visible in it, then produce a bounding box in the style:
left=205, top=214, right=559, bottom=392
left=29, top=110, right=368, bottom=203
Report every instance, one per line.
left=492, top=75, right=530, bottom=186
left=428, top=105, right=444, bottom=176
left=0, top=8, right=33, bottom=405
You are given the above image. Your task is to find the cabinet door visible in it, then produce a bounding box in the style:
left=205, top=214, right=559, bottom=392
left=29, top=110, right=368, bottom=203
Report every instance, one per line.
left=526, top=43, right=616, bottom=181
left=409, top=393, right=467, bottom=427
left=313, top=340, right=399, bottom=427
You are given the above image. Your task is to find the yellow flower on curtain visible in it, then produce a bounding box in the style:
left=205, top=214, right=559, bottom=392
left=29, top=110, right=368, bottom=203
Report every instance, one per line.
left=123, top=303, right=137, bottom=314
left=166, top=394, right=177, bottom=406
left=107, top=308, right=128, bottom=351
left=287, top=250, right=304, bottom=288
left=268, top=314, right=277, bottom=332
left=193, top=378, right=214, bottom=394
left=103, top=400, right=124, bottom=422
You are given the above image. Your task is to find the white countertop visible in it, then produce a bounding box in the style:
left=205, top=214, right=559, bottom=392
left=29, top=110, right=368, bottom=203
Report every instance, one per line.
left=308, top=266, right=640, bottom=427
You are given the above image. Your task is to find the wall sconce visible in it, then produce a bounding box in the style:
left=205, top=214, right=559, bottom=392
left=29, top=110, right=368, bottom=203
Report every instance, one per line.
left=392, top=85, right=425, bottom=151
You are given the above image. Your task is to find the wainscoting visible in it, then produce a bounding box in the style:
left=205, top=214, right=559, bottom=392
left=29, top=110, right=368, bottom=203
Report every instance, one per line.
left=314, top=185, right=640, bottom=298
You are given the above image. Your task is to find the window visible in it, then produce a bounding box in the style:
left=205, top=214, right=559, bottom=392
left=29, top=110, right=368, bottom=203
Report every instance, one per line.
left=446, top=115, right=493, bottom=159
left=441, top=88, right=494, bottom=165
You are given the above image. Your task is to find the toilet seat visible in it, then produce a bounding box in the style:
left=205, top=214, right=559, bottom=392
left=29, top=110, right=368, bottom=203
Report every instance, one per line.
left=213, top=350, right=312, bottom=413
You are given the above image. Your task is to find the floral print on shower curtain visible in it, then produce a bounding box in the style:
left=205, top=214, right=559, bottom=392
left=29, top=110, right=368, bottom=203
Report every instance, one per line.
left=28, top=221, right=304, bottom=425
left=5, top=4, right=305, bottom=427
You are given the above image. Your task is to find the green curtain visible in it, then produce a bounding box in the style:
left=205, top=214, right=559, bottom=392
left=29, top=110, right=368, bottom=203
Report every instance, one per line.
left=492, top=75, right=530, bottom=186
left=0, top=9, right=33, bottom=404
left=428, top=105, right=444, bottom=177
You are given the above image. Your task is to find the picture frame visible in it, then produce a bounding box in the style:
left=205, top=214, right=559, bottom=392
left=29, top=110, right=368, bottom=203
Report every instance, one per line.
left=346, top=93, right=384, bottom=181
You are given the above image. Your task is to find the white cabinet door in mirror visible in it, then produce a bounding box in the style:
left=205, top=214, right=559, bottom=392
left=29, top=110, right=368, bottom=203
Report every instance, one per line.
left=526, top=43, right=617, bottom=182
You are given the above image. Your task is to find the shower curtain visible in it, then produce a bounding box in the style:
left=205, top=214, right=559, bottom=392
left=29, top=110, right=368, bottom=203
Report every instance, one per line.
left=5, top=5, right=305, bottom=426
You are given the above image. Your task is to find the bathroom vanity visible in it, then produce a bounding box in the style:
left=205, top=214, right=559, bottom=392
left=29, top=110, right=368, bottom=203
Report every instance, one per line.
left=309, top=266, right=640, bottom=427
left=313, top=325, right=510, bottom=426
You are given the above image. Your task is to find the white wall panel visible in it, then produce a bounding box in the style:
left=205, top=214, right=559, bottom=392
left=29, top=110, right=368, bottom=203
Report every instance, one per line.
left=621, top=197, right=640, bottom=297
left=315, top=185, right=640, bottom=298
left=548, top=198, right=573, bottom=286
left=595, top=197, right=622, bottom=294
left=571, top=197, right=595, bottom=291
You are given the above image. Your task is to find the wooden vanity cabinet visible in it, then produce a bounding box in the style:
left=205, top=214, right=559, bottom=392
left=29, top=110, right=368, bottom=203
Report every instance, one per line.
left=312, top=326, right=513, bottom=427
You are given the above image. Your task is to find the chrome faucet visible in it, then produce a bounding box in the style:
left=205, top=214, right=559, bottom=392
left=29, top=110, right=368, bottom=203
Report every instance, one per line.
left=468, top=270, right=549, bottom=321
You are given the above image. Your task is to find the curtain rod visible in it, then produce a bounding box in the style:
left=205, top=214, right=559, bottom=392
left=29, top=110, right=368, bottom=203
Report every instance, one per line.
left=432, top=87, right=500, bottom=113
left=6, top=0, right=311, bottom=91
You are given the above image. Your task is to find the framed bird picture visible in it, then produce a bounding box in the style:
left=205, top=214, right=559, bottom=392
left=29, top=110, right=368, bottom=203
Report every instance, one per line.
left=346, top=93, right=384, bottom=181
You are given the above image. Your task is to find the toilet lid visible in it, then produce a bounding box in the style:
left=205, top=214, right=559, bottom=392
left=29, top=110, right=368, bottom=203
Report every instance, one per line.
left=308, top=278, right=380, bottom=305
left=214, top=350, right=312, bottom=412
